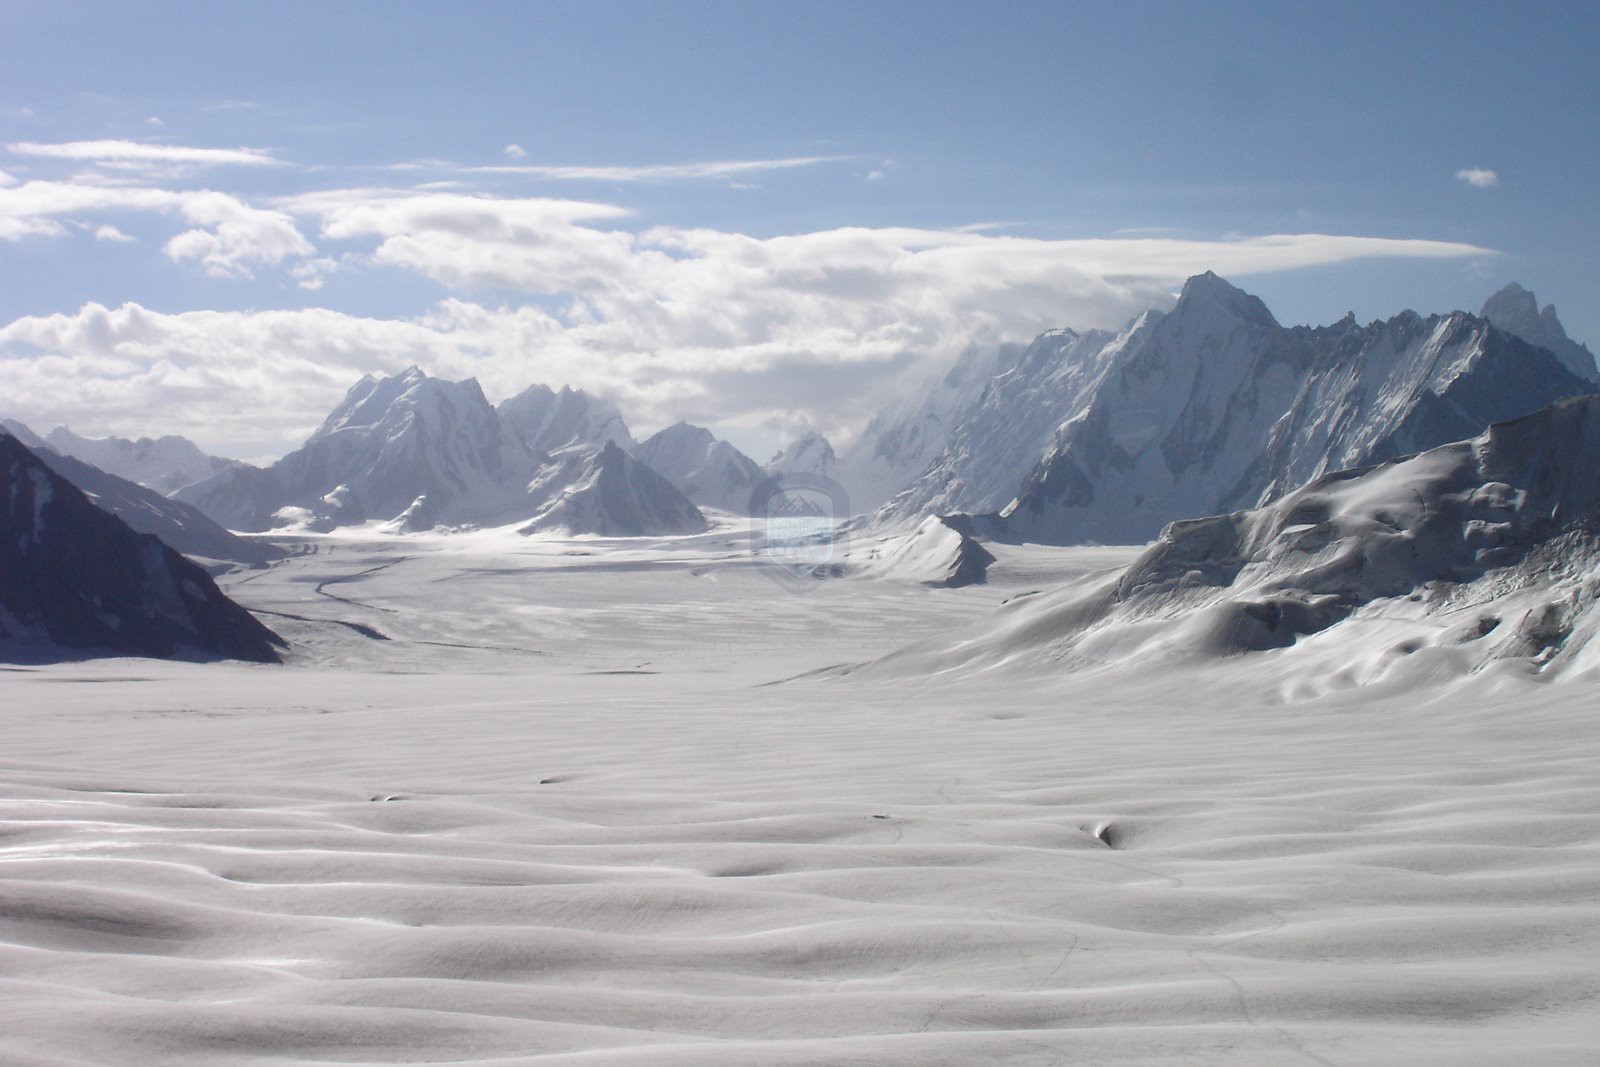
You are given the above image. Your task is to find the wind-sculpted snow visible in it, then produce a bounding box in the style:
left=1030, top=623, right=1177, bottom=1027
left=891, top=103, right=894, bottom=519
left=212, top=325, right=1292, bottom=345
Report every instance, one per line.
left=3, top=530, right=1598, bottom=1063
left=0, top=432, right=284, bottom=662
left=864, top=395, right=1600, bottom=682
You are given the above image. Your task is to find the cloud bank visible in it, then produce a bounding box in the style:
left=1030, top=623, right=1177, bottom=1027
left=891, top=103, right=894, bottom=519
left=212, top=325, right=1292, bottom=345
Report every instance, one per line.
left=0, top=156, right=1493, bottom=457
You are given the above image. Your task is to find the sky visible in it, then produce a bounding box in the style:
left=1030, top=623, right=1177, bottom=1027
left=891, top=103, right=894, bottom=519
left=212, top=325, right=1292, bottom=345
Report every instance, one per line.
left=1, top=0, right=1597, bottom=463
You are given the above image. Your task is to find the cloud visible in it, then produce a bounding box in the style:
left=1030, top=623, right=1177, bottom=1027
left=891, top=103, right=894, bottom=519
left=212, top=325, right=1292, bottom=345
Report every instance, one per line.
left=503, top=143, right=527, bottom=160
left=0, top=167, right=15, bottom=188
left=93, top=224, right=133, bottom=242
left=0, top=180, right=1493, bottom=457
left=468, top=155, right=848, bottom=182
left=1456, top=167, right=1499, bottom=188
left=865, top=169, right=886, bottom=181
left=0, top=179, right=311, bottom=275
left=6, top=140, right=281, bottom=168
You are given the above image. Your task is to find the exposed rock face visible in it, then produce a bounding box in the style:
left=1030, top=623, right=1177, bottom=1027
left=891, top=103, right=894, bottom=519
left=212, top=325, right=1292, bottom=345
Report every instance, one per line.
left=1480, top=281, right=1597, bottom=381
left=1, top=432, right=284, bottom=663
left=634, top=422, right=765, bottom=515
left=995, top=273, right=1593, bottom=544
left=25, top=448, right=281, bottom=565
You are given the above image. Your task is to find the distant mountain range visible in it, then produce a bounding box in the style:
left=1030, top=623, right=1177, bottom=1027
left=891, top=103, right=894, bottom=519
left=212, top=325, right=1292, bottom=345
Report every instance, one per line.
left=0, top=419, right=239, bottom=494
left=841, top=276, right=1593, bottom=544
left=175, top=367, right=709, bottom=537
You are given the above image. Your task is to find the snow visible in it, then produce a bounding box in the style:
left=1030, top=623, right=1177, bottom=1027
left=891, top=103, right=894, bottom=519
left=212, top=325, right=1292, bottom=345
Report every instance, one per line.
left=634, top=422, right=765, bottom=515
left=3, top=523, right=1598, bottom=1064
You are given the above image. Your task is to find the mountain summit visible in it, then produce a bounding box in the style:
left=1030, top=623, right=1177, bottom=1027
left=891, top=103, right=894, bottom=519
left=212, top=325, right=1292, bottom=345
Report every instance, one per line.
left=1480, top=282, right=1597, bottom=380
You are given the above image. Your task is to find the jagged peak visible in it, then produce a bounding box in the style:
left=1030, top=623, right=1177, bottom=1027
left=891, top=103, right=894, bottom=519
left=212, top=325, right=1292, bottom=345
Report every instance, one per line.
left=1169, top=271, right=1280, bottom=328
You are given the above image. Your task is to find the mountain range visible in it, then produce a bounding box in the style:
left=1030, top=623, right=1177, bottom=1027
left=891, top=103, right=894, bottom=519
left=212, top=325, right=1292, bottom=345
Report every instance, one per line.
left=175, top=367, right=708, bottom=537
left=848, top=276, right=1592, bottom=544
left=860, top=393, right=1600, bottom=681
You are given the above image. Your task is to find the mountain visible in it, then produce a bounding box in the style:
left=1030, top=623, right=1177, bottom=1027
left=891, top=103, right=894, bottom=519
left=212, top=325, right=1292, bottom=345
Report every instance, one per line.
left=869, top=325, right=1127, bottom=529
left=993, top=272, right=1593, bottom=544
left=177, top=368, right=702, bottom=536
left=498, top=383, right=637, bottom=454
left=852, top=515, right=995, bottom=587
left=26, top=448, right=280, bottom=565
left=1480, top=281, right=1597, bottom=381
left=859, top=395, right=1600, bottom=682
left=0, top=431, right=284, bottom=662
left=520, top=441, right=708, bottom=536
left=178, top=367, right=531, bottom=532
left=834, top=342, right=1019, bottom=512
left=634, top=422, right=765, bottom=514
left=0, top=420, right=240, bottom=494
left=766, top=431, right=838, bottom=481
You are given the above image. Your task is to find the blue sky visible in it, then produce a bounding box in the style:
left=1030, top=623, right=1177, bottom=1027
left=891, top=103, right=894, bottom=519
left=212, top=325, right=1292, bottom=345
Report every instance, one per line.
left=1, top=0, right=1596, bottom=460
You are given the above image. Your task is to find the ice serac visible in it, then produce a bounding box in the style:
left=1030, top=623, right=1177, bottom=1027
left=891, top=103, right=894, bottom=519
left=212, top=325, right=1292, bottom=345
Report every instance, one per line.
left=178, top=367, right=532, bottom=532
left=498, top=384, right=636, bottom=454
left=766, top=431, right=838, bottom=482
left=520, top=441, right=709, bottom=537
left=995, top=272, right=1594, bottom=545
left=1480, top=281, right=1597, bottom=381
left=634, top=422, right=765, bottom=514
left=0, top=431, right=284, bottom=662
left=866, top=395, right=1600, bottom=681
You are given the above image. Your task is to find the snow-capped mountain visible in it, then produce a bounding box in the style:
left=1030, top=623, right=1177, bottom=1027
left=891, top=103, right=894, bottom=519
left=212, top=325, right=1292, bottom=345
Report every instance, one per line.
left=1, top=431, right=284, bottom=662
left=179, top=367, right=530, bottom=531
left=766, top=431, right=838, bottom=481
left=520, top=441, right=709, bottom=536
left=177, top=368, right=704, bottom=536
left=498, top=383, right=637, bottom=455
left=833, top=342, right=1019, bottom=512
left=869, top=326, right=1126, bottom=528
left=862, top=395, right=1600, bottom=682
left=1480, top=281, right=1597, bottom=381
left=634, top=422, right=765, bottom=514
left=861, top=274, right=1594, bottom=545
left=25, top=447, right=279, bottom=565
left=0, top=419, right=239, bottom=494
left=993, top=273, right=1592, bottom=544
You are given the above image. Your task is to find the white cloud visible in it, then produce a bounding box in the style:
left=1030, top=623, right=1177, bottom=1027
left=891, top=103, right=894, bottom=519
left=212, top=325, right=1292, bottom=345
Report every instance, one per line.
left=0, top=181, right=1493, bottom=457
left=1456, top=167, right=1499, bottom=188
left=503, top=143, right=527, bottom=160
left=7, top=140, right=281, bottom=168
left=0, top=167, right=15, bottom=187
left=0, top=179, right=312, bottom=275
left=865, top=169, right=886, bottom=181
left=93, top=224, right=133, bottom=242
left=470, top=155, right=847, bottom=182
